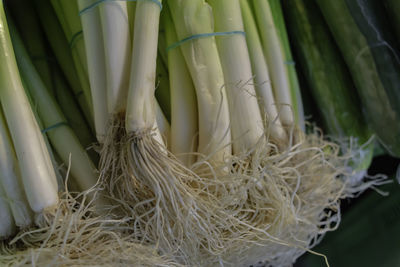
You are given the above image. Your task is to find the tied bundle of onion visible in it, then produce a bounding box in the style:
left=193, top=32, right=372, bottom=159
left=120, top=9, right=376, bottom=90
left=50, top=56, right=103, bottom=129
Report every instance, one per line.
left=0, top=1, right=184, bottom=265
left=0, top=2, right=58, bottom=228
left=161, top=0, right=386, bottom=265
left=0, top=0, right=389, bottom=265
left=76, top=0, right=227, bottom=257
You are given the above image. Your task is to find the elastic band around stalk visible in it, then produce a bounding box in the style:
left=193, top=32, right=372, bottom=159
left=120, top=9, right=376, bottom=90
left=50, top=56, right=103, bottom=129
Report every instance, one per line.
left=79, top=0, right=162, bottom=16
left=284, top=60, right=296, bottom=66
left=42, top=122, right=69, bottom=134
left=69, top=31, right=83, bottom=49
left=166, top=31, right=246, bottom=52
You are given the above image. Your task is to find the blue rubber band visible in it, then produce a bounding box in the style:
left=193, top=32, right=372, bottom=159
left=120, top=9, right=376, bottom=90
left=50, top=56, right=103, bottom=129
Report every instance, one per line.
left=166, top=31, right=246, bottom=52
left=284, top=60, right=296, bottom=66
left=42, top=122, right=69, bottom=134
left=69, top=31, right=83, bottom=49
left=79, top=0, right=162, bottom=16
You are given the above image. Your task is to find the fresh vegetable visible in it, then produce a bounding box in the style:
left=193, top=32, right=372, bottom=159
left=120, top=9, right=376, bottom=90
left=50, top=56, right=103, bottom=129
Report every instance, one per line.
left=317, top=0, right=400, bottom=157
left=126, top=1, right=163, bottom=141
left=252, top=0, right=294, bottom=126
left=0, top=107, right=33, bottom=228
left=164, top=6, right=198, bottom=166
left=268, top=0, right=305, bottom=130
left=99, top=1, right=131, bottom=116
left=168, top=0, right=232, bottom=163
left=282, top=0, right=374, bottom=171
left=208, top=0, right=265, bottom=154
left=239, top=0, right=287, bottom=142
left=78, top=0, right=108, bottom=143
left=0, top=0, right=393, bottom=266
left=9, top=20, right=100, bottom=193
left=9, top=0, right=95, bottom=152
left=0, top=3, right=59, bottom=213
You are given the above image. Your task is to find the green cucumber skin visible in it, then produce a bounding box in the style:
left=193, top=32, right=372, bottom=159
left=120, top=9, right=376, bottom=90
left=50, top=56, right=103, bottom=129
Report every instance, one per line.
left=316, top=0, right=400, bottom=157
left=345, top=0, right=400, bottom=117
left=283, top=0, right=369, bottom=143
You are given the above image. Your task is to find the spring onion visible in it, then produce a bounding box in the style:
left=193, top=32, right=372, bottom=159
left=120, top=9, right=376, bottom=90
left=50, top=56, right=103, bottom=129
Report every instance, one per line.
left=207, top=0, right=265, bottom=154
left=99, top=1, right=131, bottom=115
left=268, top=0, right=305, bottom=129
left=10, top=21, right=100, bottom=194
left=252, top=0, right=294, bottom=126
left=164, top=7, right=198, bottom=166
left=239, top=0, right=286, bottom=142
left=168, top=0, right=232, bottom=163
left=0, top=3, right=59, bottom=213
left=0, top=106, right=33, bottom=228
left=78, top=0, right=108, bottom=143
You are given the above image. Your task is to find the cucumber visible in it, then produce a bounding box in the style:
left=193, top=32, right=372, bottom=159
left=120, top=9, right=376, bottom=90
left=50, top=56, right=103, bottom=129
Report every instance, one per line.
left=316, top=0, right=400, bottom=157
left=282, top=0, right=373, bottom=170
left=345, top=0, right=400, bottom=116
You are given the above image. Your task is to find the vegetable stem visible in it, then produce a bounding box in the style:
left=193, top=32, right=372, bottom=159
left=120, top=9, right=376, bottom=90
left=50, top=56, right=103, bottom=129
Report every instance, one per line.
left=0, top=4, right=59, bottom=213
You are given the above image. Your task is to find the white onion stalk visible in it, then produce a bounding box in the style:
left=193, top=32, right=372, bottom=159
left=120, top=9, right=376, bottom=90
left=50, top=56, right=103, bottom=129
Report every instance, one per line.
left=125, top=1, right=168, bottom=149
left=0, top=107, right=33, bottom=228
left=0, top=4, right=59, bottom=213
left=239, top=0, right=286, bottom=142
left=78, top=0, right=108, bottom=143
left=164, top=9, right=198, bottom=166
left=208, top=0, right=265, bottom=154
left=168, top=0, right=232, bottom=163
left=0, top=183, right=15, bottom=240
left=10, top=22, right=99, bottom=194
left=110, top=0, right=217, bottom=252
left=126, top=2, right=160, bottom=134
left=21, top=91, right=61, bottom=192
left=253, top=0, right=294, bottom=126
left=100, top=1, right=131, bottom=115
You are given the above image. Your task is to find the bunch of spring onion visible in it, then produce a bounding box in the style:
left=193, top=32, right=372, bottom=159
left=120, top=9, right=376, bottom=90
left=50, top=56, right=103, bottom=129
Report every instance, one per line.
left=0, top=0, right=389, bottom=266
left=0, top=1, right=185, bottom=264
